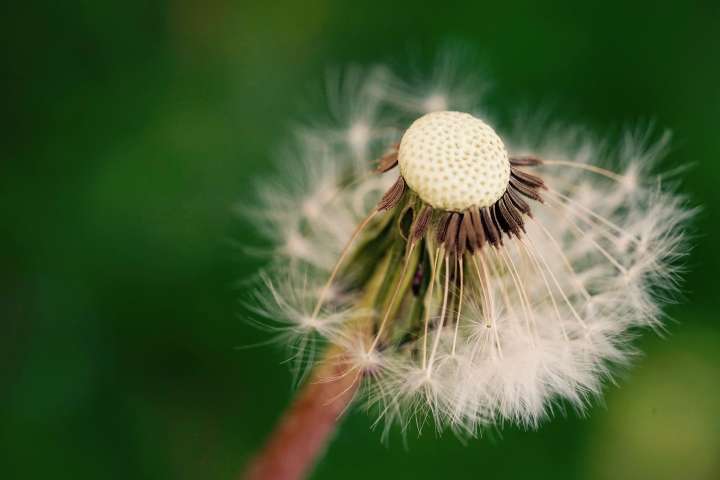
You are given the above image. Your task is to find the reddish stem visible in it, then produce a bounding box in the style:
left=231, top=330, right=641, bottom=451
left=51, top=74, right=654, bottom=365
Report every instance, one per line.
left=243, top=354, right=360, bottom=480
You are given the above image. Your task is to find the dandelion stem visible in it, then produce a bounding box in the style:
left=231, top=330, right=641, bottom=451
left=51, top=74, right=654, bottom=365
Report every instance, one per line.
left=243, top=348, right=360, bottom=480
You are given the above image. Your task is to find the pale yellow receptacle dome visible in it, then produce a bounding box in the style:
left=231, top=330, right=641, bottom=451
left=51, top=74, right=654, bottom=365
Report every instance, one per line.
left=398, top=111, right=510, bottom=211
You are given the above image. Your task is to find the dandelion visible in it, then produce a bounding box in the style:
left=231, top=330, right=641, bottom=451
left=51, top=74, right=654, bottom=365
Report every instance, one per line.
left=242, top=60, right=692, bottom=480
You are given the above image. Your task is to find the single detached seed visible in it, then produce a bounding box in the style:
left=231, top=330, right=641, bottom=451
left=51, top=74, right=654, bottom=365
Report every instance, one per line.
left=398, top=111, right=510, bottom=211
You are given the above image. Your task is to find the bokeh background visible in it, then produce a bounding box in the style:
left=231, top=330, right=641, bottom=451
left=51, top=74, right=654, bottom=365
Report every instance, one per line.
left=3, top=1, right=720, bottom=479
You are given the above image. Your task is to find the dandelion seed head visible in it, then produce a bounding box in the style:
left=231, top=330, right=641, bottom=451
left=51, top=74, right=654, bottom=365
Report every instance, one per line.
left=246, top=56, right=693, bottom=438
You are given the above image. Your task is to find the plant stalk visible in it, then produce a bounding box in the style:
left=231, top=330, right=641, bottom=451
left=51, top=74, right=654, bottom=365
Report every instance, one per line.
left=242, top=350, right=359, bottom=480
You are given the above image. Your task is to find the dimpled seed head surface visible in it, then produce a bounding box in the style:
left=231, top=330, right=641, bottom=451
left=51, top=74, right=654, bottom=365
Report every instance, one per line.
left=398, top=111, right=510, bottom=211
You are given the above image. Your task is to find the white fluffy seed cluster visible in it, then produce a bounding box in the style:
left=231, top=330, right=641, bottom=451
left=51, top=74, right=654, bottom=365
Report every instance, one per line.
left=398, top=111, right=510, bottom=211
left=250, top=63, right=692, bottom=437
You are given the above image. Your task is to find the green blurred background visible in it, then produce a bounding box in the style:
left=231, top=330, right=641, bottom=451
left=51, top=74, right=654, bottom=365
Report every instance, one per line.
left=3, top=1, right=720, bottom=479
